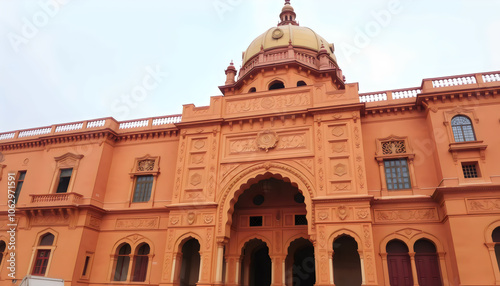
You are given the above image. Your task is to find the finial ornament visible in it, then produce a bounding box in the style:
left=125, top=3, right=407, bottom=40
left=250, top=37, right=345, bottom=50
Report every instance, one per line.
left=285, top=0, right=291, bottom=5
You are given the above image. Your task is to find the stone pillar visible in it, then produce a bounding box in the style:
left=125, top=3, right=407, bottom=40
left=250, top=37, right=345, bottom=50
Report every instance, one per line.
left=328, top=250, right=335, bottom=285
left=358, top=250, right=366, bottom=285
left=215, top=241, right=226, bottom=284
left=409, top=252, right=419, bottom=286
left=380, top=253, right=391, bottom=286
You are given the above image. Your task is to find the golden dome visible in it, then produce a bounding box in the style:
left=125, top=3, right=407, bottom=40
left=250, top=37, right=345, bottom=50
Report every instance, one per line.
left=242, top=24, right=336, bottom=66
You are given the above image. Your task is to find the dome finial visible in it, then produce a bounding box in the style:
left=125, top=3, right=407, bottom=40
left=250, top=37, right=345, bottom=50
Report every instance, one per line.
left=279, top=0, right=298, bottom=26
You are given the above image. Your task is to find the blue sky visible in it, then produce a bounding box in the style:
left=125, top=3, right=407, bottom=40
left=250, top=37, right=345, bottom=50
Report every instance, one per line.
left=0, top=0, right=499, bottom=132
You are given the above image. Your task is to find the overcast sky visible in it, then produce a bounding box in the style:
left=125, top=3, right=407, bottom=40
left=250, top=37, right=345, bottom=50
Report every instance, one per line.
left=0, top=0, right=499, bottom=133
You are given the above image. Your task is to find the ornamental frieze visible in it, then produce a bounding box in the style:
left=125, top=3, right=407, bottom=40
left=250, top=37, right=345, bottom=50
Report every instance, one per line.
left=374, top=208, right=439, bottom=223
left=226, top=93, right=310, bottom=115
left=115, top=217, right=159, bottom=229
left=466, top=198, right=500, bottom=213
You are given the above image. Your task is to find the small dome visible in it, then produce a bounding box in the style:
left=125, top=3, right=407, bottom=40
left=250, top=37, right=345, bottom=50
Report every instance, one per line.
left=282, top=4, right=294, bottom=12
left=242, top=25, right=336, bottom=66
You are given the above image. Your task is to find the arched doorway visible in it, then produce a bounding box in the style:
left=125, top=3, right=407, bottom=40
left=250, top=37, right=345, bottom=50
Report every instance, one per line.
left=286, top=238, right=315, bottom=286
left=414, top=239, right=442, bottom=286
left=241, top=239, right=271, bottom=286
left=227, top=175, right=310, bottom=286
left=179, top=239, right=200, bottom=286
left=332, top=235, right=362, bottom=286
left=387, top=239, right=413, bottom=286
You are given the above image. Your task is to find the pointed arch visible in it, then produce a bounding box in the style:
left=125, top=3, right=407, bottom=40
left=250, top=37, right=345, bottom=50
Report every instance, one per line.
left=217, top=162, right=315, bottom=239
left=173, top=232, right=204, bottom=254
left=328, top=228, right=363, bottom=252
left=238, top=235, right=273, bottom=254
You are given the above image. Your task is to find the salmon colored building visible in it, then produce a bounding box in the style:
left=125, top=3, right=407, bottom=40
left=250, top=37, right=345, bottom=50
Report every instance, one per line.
left=1, top=2, right=500, bottom=286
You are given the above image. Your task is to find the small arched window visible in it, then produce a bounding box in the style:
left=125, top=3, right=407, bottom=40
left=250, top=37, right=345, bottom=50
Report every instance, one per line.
left=114, top=244, right=131, bottom=281
left=269, top=80, right=285, bottom=90
left=32, top=232, right=55, bottom=276
left=451, top=115, right=476, bottom=142
left=297, top=81, right=307, bottom=87
left=493, top=227, right=500, bottom=271
left=249, top=87, right=257, bottom=93
left=132, top=243, right=150, bottom=282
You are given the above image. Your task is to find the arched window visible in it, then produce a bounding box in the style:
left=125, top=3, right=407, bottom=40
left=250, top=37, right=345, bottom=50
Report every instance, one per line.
left=414, top=239, right=442, bottom=285
left=269, top=80, right=285, bottom=90
left=32, top=233, right=55, bottom=276
left=297, top=81, right=307, bottom=87
left=113, top=244, right=131, bottom=281
left=132, top=243, right=150, bottom=282
left=386, top=239, right=413, bottom=286
left=493, top=227, right=500, bottom=271
left=451, top=115, right=476, bottom=142
left=249, top=87, right=257, bottom=93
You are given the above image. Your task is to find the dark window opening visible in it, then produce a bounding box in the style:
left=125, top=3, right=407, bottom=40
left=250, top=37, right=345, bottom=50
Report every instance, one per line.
left=0, top=241, right=5, bottom=266
left=297, top=81, right=307, bottom=87
left=82, top=256, right=90, bottom=276
left=451, top=115, right=476, bottom=142
left=294, top=192, right=305, bottom=204
left=493, top=227, right=500, bottom=272
left=253, top=195, right=264, bottom=206
left=56, top=168, right=73, bottom=193
left=132, top=244, right=150, bottom=282
left=386, top=239, right=413, bottom=286
left=462, top=162, right=479, bottom=178
left=249, top=216, right=263, bottom=227
left=40, top=233, right=55, bottom=246
left=269, top=81, right=285, bottom=90
left=114, top=244, right=131, bottom=281
left=14, top=171, right=26, bottom=204
left=384, top=159, right=411, bottom=190
left=294, top=215, right=307, bottom=225
left=249, top=87, right=256, bottom=93
left=133, top=175, right=154, bottom=202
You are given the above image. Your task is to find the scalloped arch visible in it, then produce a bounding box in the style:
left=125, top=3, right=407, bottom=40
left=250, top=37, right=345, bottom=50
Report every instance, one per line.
left=328, top=228, right=363, bottom=251
left=173, top=232, right=203, bottom=254
left=238, top=235, right=272, bottom=253
left=217, top=161, right=315, bottom=239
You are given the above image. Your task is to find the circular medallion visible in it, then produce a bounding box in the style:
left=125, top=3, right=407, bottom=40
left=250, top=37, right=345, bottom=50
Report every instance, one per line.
left=256, top=130, right=279, bottom=152
left=253, top=195, right=265, bottom=206
left=261, top=97, right=275, bottom=109
left=272, top=28, right=284, bottom=39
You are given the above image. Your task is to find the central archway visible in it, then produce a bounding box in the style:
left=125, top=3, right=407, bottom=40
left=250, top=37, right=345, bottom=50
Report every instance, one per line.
left=217, top=162, right=315, bottom=239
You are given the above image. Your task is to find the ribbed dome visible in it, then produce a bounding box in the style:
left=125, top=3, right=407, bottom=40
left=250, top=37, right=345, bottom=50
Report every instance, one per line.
left=242, top=24, right=336, bottom=66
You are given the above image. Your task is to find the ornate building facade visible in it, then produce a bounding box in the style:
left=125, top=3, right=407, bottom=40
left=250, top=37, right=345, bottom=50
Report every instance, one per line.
left=1, top=2, right=500, bottom=286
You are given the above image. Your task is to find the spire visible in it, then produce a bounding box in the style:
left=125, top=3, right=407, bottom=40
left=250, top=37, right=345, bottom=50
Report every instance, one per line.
left=278, top=0, right=298, bottom=26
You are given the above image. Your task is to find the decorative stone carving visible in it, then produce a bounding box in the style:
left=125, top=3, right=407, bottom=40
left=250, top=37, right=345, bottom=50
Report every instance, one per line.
left=170, top=217, right=180, bottom=225
left=193, top=139, right=206, bottom=150
left=382, top=140, right=406, bottom=154
left=204, top=215, right=214, bottom=224
left=115, top=217, right=159, bottom=229
left=318, top=211, right=329, bottom=220
left=332, top=142, right=346, bottom=153
left=357, top=209, right=369, bottom=220
left=363, top=225, right=371, bottom=248
left=137, top=159, right=155, bottom=171
left=334, top=163, right=347, bottom=176
left=337, top=205, right=348, bottom=220
left=331, top=126, right=344, bottom=137
left=226, top=93, right=310, bottom=114
left=87, top=216, right=101, bottom=230
left=190, top=173, right=202, bottom=186
left=187, top=212, right=196, bottom=225
left=467, top=198, right=500, bottom=212
left=374, top=208, right=438, bottom=222
left=191, top=154, right=205, bottom=164
left=256, top=130, right=279, bottom=152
